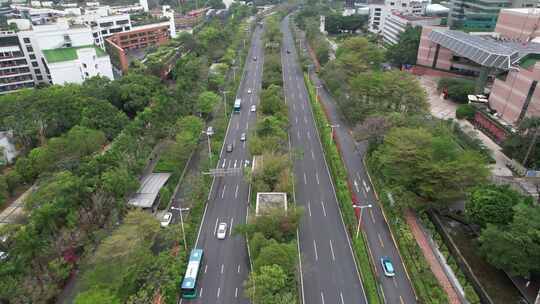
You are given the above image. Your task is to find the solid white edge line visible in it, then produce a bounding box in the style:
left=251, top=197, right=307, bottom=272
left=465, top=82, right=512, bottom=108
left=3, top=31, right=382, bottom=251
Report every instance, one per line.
left=293, top=21, right=370, bottom=304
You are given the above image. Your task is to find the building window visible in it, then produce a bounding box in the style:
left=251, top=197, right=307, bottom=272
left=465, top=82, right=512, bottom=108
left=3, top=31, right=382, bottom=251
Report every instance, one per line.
left=84, top=72, right=89, bottom=77
left=116, top=19, right=129, bottom=25
left=99, top=22, right=113, bottom=27
left=101, top=30, right=107, bottom=34
left=93, top=32, right=98, bottom=37
left=95, top=64, right=98, bottom=69
left=23, top=37, right=30, bottom=43
left=402, top=3, right=407, bottom=6
left=390, top=2, right=394, bottom=5
left=32, top=61, right=38, bottom=67
left=26, top=46, right=34, bottom=52
left=29, top=54, right=36, bottom=59
left=37, top=75, right=43, bottom=80
left=83, top=63, right=87, bottom=68
left=34, top=69, right=41, bottom=74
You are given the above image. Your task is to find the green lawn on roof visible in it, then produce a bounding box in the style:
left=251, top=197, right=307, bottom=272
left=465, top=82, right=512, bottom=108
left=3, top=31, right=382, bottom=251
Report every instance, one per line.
left=43, top=45, right=107, bottom=63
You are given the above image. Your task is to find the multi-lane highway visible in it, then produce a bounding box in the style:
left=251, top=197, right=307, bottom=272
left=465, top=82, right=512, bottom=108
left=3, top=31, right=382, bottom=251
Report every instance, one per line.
left=180, top=21, right=265, bottom=304
left=281, top=16, right=368, bottom=304
left=292, top=17, right=418, bottom=304
left=309, top=71, right=418, bottom=303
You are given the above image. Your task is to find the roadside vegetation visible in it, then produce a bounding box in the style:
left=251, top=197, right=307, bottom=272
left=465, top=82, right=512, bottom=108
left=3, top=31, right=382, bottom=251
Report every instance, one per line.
left=0, top=4, right=254, bottom=303
left=239, top=13, right=301, bottom=304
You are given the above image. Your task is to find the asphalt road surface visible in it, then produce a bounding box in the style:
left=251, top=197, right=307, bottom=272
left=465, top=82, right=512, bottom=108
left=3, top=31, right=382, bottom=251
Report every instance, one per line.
left=309, top=73, right=418, bottom=303
left=179, top=22, right=265, bottom=304
left=299, top=25, right=418, bottom=304
left=281, top=16, right=368, bottom=304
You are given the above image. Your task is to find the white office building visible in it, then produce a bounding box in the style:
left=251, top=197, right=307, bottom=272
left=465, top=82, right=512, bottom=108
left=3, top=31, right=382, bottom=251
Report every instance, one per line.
left=368, top=0, right=429, bottom=33
left=382, top=11, right=442, bottom=44
left=78, top=10, right=132, bottom=49
left=1, top=17, right=113, bottom=93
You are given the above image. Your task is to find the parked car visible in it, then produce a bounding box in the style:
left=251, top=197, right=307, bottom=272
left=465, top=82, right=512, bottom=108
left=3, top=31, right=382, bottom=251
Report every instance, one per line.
left=217, top=222, right=228, bottom=239
left=248, top=89, right=252, bottom=94
left=253, top=56, right=257, bottom=61
left=286, top=49, right=290, bottom=54
left=226, top=143, right=233, bottom=152
left=240, top=133, right=246, bottom=141
left=250, top=105, right=256, bottom=112
left=380, top=256, right=395, bottom=277
left=160, top=212, right=173, bottom=228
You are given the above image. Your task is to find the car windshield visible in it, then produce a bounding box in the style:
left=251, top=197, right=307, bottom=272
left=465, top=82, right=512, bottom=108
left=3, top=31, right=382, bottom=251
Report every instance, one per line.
left=385, top=261, right=394, bottom=272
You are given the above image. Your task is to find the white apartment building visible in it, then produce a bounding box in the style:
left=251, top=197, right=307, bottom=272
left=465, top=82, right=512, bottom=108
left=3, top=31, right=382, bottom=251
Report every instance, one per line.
left=0, top=18, right=113, bottom=94
left=368, top=0, right=428, bottom=33
left=382, top=11, right=442, bottom=44
left=78, top=8, right=132, bottom=49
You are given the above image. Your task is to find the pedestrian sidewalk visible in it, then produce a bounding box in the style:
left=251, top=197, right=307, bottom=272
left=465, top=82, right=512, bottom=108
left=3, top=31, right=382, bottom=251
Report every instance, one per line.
left=405, top=209, right=462, bottom=304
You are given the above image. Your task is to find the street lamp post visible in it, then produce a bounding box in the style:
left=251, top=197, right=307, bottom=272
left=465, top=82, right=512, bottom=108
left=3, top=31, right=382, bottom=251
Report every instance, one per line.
left=170, top=206, right=190, bottom=252
left=353, top=204, right=372, bottom=238
left=221, top=90, right=229, bottom=117
left=202, top=129, right=213, bottom=160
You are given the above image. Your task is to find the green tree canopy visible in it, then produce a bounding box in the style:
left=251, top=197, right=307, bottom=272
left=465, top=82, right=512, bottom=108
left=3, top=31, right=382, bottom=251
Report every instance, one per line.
left=386, top=25, right=422, bottom=66
left=465, top=184, right=530, bottom=227
left=372, top=127, right=489, bottom=205
left=479, top=202, right=540, bottom=276
left=244, top=265, right=289, bottom=304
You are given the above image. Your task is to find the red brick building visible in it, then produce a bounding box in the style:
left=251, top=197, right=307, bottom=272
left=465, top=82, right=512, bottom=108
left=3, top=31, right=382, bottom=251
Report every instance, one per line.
left=106, top=22, right=170, bottom=73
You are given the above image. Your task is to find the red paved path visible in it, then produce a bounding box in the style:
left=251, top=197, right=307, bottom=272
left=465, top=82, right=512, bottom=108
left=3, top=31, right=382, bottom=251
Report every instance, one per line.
left=405, top=209, right=462, bottom=304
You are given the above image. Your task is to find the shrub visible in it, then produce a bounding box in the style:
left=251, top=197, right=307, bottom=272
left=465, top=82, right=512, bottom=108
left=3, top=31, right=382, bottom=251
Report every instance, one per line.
left=456, top=104, right=476, bottom=120
left=438, top=78, right=475, bottom=103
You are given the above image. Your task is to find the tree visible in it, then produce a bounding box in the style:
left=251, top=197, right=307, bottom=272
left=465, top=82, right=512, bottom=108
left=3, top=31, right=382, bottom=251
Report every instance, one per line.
left=78, top=210, right=160, bottom=301
left=465, top=184, right=528, bottom=227
left=372, top=127, right=489, bottom=205
left=260, top=85, right=284, bottom=116
left=386, top=25, right=422, bottom=66
left=196, top=91, right=220, bottom=117
left=341, top=71, right=428, bottom=124
left=235, top=208, right=302, bottom=242
left=75, top=289, right=121, bottom=304
left=254, top=242, right=297, bottom=274
left=244, top=265, right=288, bottom=304
left=325, top=14, right=367, bottom=34
left=502, top=117, right=540, bottom=170
left=479, top=202, right=540, bottom=276
left=80, top=99, right=129, bottom=140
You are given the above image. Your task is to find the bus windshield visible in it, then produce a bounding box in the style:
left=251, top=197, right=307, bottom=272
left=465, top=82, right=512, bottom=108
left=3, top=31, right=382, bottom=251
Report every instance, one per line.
left=181, top=249, right=204, bottom=299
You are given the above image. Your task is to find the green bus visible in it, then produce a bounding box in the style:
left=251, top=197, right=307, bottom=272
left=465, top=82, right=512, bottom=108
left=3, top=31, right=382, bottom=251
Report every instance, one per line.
left=181, top=249, right=204, bottom=299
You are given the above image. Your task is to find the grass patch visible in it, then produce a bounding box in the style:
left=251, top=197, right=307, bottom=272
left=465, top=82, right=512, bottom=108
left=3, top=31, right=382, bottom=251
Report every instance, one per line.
left=303, top=73, right=382, bottom=304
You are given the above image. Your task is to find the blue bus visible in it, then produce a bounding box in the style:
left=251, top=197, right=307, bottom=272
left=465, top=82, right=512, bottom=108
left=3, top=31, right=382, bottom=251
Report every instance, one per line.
left=181, top=249, right=204, bottom=299
left=234, top=98, right=242, bottom=113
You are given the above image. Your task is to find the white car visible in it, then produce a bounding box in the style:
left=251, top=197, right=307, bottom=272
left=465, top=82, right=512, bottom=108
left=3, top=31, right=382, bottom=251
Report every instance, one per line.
left=250, top=105, right=256, bottom=112
left=240, top=133, right=246, bottom=141
left=247, top=89, right=252, bottom=94
left=160, top=212, right=173, bottom=228
left=217, top=222, right=228, bottom=239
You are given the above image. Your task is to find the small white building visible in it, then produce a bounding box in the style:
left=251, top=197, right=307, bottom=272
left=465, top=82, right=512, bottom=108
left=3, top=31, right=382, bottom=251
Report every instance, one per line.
left=43, top=46, right=113, bottom=84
